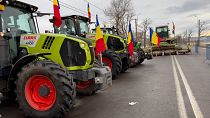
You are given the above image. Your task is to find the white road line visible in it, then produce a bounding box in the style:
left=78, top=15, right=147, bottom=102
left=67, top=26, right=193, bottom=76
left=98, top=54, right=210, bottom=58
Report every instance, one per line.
left=171, top=56, right=188, bottom=118
left=174, top=55, right=204, bottom=118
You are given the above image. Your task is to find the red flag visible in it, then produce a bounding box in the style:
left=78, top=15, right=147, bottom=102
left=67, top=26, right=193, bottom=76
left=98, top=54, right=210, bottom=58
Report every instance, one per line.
left=127, top=23, right=134, bottom=56
left=53, top=0, right=62, bottom=28
left=87, top=2, right=91, bottom=22
left=95, top=15, right=106, bottom=56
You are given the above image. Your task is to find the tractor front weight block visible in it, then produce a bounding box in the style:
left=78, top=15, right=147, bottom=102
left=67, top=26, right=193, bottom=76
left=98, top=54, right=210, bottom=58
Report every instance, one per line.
left=92, top=66, right=112, bottom=91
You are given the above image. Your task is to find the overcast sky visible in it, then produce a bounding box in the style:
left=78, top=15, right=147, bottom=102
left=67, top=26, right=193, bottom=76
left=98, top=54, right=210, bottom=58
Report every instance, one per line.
left=21, top=0, right=210, bottom=36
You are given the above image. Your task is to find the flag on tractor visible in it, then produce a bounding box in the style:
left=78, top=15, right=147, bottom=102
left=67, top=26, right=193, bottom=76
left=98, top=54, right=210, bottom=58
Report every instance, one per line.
left=150, top=28, right=160, bottom=47
left=87, top=2, right=91, bottom=22
left=172, top=22, right=175, bottom=34
left=95, top=15, right=106, bottom=56
left=127, top=22, right=134, bottom=56
left=53, top=0, right=62, bottom=28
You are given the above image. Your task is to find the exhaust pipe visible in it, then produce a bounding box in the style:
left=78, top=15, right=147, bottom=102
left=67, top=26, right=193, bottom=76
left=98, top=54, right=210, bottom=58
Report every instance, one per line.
left=0, top=92, right=3, bottom=104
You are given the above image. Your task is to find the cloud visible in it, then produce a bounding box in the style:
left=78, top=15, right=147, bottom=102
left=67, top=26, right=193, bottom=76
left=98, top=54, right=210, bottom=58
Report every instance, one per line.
left=166, top=0, right=210, bottom=14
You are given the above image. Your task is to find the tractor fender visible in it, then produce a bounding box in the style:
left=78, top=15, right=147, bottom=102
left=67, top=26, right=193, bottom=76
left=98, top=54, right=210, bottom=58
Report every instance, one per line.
left=8, top=53, right=51, bottom=85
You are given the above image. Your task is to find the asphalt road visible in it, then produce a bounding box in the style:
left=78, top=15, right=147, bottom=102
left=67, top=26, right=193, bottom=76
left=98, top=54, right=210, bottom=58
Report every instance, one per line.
left=1, top=47, right=210, bottom=118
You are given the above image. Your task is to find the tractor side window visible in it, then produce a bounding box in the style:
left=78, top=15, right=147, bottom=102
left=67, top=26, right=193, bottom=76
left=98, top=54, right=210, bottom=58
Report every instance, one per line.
left=0, top=6, right=36, bottom=63
left=17, top=14, right=35, bottom=34
left=107, top=36, right=124, bottom=51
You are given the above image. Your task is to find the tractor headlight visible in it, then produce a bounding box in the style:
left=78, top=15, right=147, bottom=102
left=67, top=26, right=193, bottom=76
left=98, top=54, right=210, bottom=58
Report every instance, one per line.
left=80, top=43, right=85, bottom=49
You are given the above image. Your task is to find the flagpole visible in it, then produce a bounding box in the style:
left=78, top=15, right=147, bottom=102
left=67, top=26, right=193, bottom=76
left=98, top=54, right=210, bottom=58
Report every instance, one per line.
left=98, top=52, right=103, bottom=66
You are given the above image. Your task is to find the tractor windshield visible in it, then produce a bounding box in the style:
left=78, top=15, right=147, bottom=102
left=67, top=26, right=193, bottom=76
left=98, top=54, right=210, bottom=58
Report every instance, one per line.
left=54, top=18, right=76, bottom=35
left=156, top=26, right=169, bottom=39
left=0, top=6, right=36, bottom=34
left=79, top=19, right=89, bottom=35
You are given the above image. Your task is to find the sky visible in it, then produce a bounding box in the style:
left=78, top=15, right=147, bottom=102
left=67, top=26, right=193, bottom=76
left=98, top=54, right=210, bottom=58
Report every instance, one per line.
left=21, top=0, right=210, bottom=36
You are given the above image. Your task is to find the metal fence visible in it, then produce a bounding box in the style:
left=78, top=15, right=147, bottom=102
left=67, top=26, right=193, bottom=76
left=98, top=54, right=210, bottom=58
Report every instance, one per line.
left=206, top=44, right=210, bottom=60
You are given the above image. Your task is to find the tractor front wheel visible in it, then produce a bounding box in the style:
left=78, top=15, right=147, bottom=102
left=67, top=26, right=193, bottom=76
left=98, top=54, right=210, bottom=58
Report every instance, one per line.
left=16, top=60, right=76, bottom=118
left=76, top=79, right=96, bottom=96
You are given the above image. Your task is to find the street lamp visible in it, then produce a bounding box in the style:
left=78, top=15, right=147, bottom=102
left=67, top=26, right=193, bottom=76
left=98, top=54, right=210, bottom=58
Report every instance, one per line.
left=193, top=15, right=200, bottom=54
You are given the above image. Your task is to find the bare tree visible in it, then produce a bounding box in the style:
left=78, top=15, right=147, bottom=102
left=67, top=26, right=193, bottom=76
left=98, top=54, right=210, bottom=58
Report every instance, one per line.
left=139, top=18, right=152, bottom=48
left=104, top=0, right=135, bottom=36
left=199, top=21, right=207, bottom=36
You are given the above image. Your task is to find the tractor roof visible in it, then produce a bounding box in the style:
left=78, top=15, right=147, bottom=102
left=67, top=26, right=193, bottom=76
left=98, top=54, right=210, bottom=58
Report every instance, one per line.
left=8, top=1, right=38, bottom=13
left=156, top=25, right=169, bottom=28
left=62, top=15, right=89, bottom=22
left=49, top=15, right=89, bottom=23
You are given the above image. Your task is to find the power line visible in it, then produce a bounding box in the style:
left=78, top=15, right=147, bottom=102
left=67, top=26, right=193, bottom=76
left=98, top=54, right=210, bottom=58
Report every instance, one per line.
left=50, top=0, right=108, bottom=23
left=49, top=0, right=86, bottom=15
left=85, top=1, right=104, bottom=12
left=59, top=0, right=87, bottom=14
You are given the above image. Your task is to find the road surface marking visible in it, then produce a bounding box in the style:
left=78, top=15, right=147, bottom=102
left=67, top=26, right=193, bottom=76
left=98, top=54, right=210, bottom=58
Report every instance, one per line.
left=174, top=55, right=204, bottom=118
left=171, top=56, right=188, bottom=118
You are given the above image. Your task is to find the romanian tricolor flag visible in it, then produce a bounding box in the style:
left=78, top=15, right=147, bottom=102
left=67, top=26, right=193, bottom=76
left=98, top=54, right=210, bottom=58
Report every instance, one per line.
left=127, top=22, right=134, bottom=56
left=53, top=0, right=62, bottom=28
left=87, top=2, right=91, bottom=22
left=150, top=28, right=160, bottom=47
left=95, top=15, right=106, bottom=56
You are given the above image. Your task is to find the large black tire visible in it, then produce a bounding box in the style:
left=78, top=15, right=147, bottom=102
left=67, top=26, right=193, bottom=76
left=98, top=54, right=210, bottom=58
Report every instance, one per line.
left=16, top=60, right=76, bottom=118
left=76, top=79, right=97, bottom=96
left=102, top=50, right=122, bottom=78
left=138, top=48, right=145, bottom=64
left=121, top=57, right=130, bottom=73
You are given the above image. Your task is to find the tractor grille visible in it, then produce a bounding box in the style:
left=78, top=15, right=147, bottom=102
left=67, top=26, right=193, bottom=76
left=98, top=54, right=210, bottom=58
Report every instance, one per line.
left=60, top=39, right=86, bottom=67
left=89, top=46, right=94, bottom=65
left=42, top=36, right=55, bottom=49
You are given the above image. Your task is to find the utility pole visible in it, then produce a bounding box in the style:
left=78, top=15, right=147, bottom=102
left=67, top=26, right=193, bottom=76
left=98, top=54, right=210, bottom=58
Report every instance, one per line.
left=198, top=19, right=201, bottom=46
left=135, top=18, right=138, bottom=41
left=195, top=19, right=200, bottom=54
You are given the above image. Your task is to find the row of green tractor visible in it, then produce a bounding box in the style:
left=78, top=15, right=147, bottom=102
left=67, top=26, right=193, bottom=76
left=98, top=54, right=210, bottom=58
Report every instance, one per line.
left=0, top=1, right=151, bottom=118
left=51, top=15, right=152, bottom=76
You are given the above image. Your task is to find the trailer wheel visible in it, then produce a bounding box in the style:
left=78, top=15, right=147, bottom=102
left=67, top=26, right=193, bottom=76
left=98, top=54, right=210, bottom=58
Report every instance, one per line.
left=16, top=60, right=76, bottom=118
left=102, top=50, right=122, bottom=78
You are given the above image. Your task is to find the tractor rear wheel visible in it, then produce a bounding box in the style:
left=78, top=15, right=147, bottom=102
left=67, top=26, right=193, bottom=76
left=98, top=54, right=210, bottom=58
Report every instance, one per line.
left=16, top=60, right=76, bottom=118
left=102, top=50, right=122, bottom=78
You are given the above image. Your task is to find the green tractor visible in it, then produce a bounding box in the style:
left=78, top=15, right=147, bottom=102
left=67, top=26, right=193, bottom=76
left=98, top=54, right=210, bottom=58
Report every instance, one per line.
left=153, top=25, right=191, bottom=55
left=92, top=26, right=152, bottom=66
left=36, top=14, right=112, bottom=96
left=0, top=0, right=112, bottom=118
left=50, top=15, right=127, bottom=78
left=0, top=1, right=76, bottom=118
